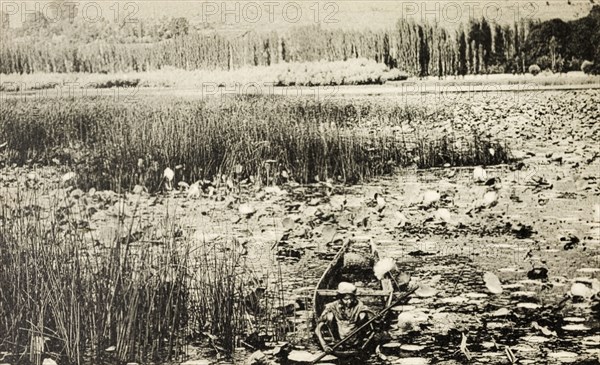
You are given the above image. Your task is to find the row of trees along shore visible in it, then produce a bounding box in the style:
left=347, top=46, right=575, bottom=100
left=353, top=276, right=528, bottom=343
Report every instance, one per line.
left=1, top=5, right=599, bottom=75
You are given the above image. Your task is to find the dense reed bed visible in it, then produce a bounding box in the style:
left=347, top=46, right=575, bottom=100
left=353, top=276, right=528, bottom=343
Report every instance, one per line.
left=0, top=188, right=279, bottom=364
left=0, top=191, right=187, bottom=364
left=0, top=95, right=510, bottom=191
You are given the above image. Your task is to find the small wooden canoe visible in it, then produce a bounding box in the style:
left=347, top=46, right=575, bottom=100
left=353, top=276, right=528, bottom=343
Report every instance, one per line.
left=313, top=238, right=395, bottom=356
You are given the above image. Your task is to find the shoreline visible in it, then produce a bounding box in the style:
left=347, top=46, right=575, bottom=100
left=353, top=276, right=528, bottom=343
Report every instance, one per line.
left=2, top=80, right=599, bottom=100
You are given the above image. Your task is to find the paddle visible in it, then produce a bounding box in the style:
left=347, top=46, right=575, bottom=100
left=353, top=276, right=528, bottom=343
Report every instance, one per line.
left=311, top=285, right=418, bottom=364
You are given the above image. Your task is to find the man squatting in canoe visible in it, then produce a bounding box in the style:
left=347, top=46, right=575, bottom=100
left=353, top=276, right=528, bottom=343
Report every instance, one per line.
left=315, top=282, right=375, bottom=353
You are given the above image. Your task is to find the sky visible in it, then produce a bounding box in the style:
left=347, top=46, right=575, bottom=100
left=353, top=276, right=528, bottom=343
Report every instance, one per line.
left=1, top=0, right=596, bottom=31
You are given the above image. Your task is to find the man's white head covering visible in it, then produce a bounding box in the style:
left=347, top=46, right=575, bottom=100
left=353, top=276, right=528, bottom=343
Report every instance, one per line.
left=337, top=282, right=357, bottom=295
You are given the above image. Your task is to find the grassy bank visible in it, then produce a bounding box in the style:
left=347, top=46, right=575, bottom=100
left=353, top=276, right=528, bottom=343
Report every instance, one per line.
left=0, top=59, right=408, bottom=92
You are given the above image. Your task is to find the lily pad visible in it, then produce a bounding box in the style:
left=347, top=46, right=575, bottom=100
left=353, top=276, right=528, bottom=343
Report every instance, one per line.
left=489, top=307, right=511, bottom=317
left=562, top=317, right=586, bottom=323
left=582, top=335, right=600, bottom=346
left=547, top=351, right=578, bottom=360
left=288, top=350, right=319, bottom=363
left=483, top=272, right=503, bottom=294
left=499, top=268, right=526, bottom=274
left=415, top=284, right=437, bottom=298
left=422, top=190, right=440, bottom=206
left=321, top=225, right=337, bottom=243
left=239, top=204, right=256, bottom=217
left=516, top=302, right=541, bottom=309
left=393, top=357, right=429, bottom=365
left=511, top=291, right=537, bottom=297
left=576, top=268, right=600, bottom=273
left=502, top=283, right=524, bottom=289
left=521, top=335, right=550, bottom=343
left=483, top=191, right=498, bottom=206
left=465, top=292, right=488, bottom=299
left=440, top=296, right=468, bottom=304
left=570, top=283, right=592, bottom=298
left=391, top=305, right=416, bottom=312
left=562, top=324, right=591, bottom=331
left=511, top=344, right=536, bottom=352
left=400, top=344, right=425, bottom=352
left=282, top=217, right=296, bottom=230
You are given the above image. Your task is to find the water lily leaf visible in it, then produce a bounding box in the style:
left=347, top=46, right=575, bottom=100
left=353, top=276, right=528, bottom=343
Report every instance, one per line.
left=376, top=194, right=386, bottom=211
left=239, top=204, right=256, bottom=217
left=547, top=351, right=578, bottom=359
left=563, top=317, right=586, bottom=323
left=247, top=350, right=266, bottom=364
left=474, top=166, right=487, bottom=182
left=522, top=335, right=549, bottom=343
left=395, top=358, right=429, bottom=365
left=400, top=344, right=425, bottom=352
left=562, top=324, right=591, bottom=331
left=381, top=342, right=402, bottom=348
left=582, top=335, right=600, bottom=346
left=516, top=302, right=541, bottom=309
left=570, top=283, right=592, bottom=298
left=321, top=225, right=337, bottom=243
left=441, top=296, right=468, bottom=304
left=435, top=208, right=452, bottom=223
left=395, top=211, right=408, bottom=227
left=61, top=172, right=76, bottom=183
left=415, top=284, right=437, bottom=298
left=422, top=190, right=440, bottom=207
left=483, top=191, right=498, bottom=206
left=483, top=272, right=503, bottom=294
left=490, top=307, right=511, bottom=317
left=465, top=292, right=488, bottom=298
left=287, top=350, right=319, bottom=363
left=282, top=217, right=295, bottom=231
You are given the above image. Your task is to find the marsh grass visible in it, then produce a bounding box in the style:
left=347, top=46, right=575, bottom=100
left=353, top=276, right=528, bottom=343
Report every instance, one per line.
left=0, top=189, right=190, bottom=364
left=0, top=96, right=511, bottom=192
left=414, top=132, right=510, bottom=168
left=0, top=187, right=281, bottom=364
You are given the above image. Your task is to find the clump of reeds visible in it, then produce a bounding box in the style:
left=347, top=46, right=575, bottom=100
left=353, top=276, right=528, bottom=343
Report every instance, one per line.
left=0, top=186, right=280, bottom=363
left=0, top=95, right=512, bottom=192
left=414, top=133, right=510, bottom=168
left=0, top=189, right=191, bottom=364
